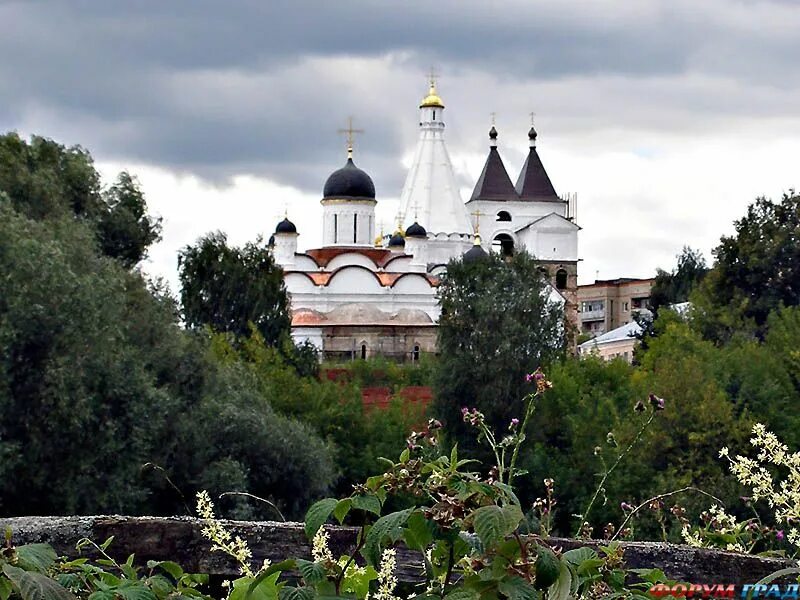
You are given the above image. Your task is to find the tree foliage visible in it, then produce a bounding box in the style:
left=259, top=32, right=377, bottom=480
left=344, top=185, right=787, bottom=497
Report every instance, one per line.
left=178, top=232, right=292, bottom=348
left=693, top=192, right=800, bottom=341
left=433, top=250, right=565, bottom=444
left=650, top=246, right=708, bottom=311
left=0, top=132, right=161, bottom=267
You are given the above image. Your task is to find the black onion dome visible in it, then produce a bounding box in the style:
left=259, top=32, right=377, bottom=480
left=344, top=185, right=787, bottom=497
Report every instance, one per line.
left=275, top=217, right=297, bottom=234
left=489, top=126, right=498, bottom=141
left=388, top=233, right=406, bottom=247
left=463, top=243, right=488, bottom=263
left=405, top=222, right=427, bottom=237
left=528, top=126, right=538, bottom=141
left=268, top=234, right=275, bottom=247
left=323, top=158, right=376, bottom=200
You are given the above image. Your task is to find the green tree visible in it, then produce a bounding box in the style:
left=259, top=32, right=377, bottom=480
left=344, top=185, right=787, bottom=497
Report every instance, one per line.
left=693, top=192, right=800, bottom=341
left=0, top=194, right=333, bottom=519
left=650, top=246, right=708, bottom=311
left=433, top=250, right=565, bottom=445
left=0, top=132, right=160, bottom=266
left=178, top=232, right=292, bottom=348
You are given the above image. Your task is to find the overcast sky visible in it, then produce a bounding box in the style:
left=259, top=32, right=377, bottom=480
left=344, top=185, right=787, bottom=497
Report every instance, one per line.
left=3, top=0, right=799, bottom=289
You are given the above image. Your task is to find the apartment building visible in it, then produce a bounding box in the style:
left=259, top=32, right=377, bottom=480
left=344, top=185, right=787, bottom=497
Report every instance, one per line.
left=577, top=277, right=655, bottom=336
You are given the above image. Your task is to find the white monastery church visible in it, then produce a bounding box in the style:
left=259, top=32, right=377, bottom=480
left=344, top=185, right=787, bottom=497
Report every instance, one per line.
left=269, top=79, right=580, bottom=361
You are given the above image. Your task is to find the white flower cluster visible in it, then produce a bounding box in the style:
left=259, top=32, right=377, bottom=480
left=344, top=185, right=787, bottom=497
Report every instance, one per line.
left=720, top=423, right=800, bottom=548
left=311, top=528, right=334, bottom=563
left=371, top=548, right=398, bottom=600
left=196, top=491, right=255, bottom=577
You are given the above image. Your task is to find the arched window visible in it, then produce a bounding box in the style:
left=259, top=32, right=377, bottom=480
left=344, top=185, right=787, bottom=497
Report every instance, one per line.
left=496, top=210, right=511, bottom=222
left=411, top=344, right=420, bottom=362
left=360, top=343, right=367, bottom=360
left=492, top=233, right=514, bottom=258
left=556, top=269, right=568, bottom=290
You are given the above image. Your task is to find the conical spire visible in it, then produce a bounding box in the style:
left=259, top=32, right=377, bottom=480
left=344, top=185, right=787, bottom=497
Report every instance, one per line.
left=398, top=77, right=472, bottom=235
left=469, top=126, right=517, bottom=202
left=515, top=124, right=559, bottom=202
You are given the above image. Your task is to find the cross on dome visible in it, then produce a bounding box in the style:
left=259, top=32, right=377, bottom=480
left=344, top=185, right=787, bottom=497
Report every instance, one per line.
left=337, top=116, right=364, bottom=158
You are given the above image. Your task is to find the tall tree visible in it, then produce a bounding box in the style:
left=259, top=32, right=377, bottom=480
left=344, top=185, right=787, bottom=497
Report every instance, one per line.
left=0, top=132, right=161, bottom=266
left=433, top=250, right=565, bottom=443
left=693, top=192, right=800, bottom=341
left=178, top=233, right=291, bottom=347
left=650, top=246, right=708, bottom=311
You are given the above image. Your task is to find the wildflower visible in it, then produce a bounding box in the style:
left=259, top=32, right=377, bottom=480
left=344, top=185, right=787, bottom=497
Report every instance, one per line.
left=606, top=432, right=617, bottom=446
left=196, top=491, right=254, bottom=577
left=620, top=501, right=633, bottom=512
left=525, top=373, right=534, bottom=383
left=428, top=418, right=443, bottom=431
left=593, top=446, right=602, bottom=456
left=776, top=530, right=785, bottom=541
left=649, top=393, right=665, bottom=410
left=312, top=528, right=334, bottom=563
left=374, top=548, right=399, bottom=600
left=634, top=400, right=645, bottom=412
left=543, top=478, right=554, bottom=489
left=719, top=447, right=729, bottom=458
left=509, top=417, right=520, bottom=430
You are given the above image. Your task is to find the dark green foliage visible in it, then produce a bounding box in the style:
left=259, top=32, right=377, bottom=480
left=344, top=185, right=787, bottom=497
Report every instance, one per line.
left=693, top=191, right=800, bottom=342
left=178, top=232, right=291, bottom=347
left=650, top=246, right=708, bottom=312
left=0, top=133, right=161, bottom=267
left=434, top=250, right=564, bottom=441
left=0, top=191, right=333, bottom=519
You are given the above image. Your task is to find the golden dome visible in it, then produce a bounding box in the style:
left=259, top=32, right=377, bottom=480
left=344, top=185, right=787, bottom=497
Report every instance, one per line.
left=420, top=83, right=444, bottom=109
left=374, top=234, right=384, bottom=247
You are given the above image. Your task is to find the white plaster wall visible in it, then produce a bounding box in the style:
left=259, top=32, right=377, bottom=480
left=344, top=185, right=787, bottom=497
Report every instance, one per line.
left=327, top=252, right=379, bottom=272
left=321, top=200, right=376, bottom=246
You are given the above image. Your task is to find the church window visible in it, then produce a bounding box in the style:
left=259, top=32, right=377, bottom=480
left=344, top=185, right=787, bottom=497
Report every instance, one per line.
left=556, top=268, right=568, bottom=290
left=334, top=214, right=338, bottom=243
left=433, top=110, right=436, bottom=120
left=360, top=343, right=367, bottom=360
left=354, top=214, right=358, bottom=243
left=496, top=210, right=512, bottom=222
left=412, top=344, right=420, bottom=362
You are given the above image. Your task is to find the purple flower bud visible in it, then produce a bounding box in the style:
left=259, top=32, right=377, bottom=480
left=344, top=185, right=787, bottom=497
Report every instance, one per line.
left=511, top=418, right=519, bottom=427
left=525, top=373, right=534, bottom=383
left=620, top=502, right=633, bottom=512
left=777, top=530, right=785, bottom=541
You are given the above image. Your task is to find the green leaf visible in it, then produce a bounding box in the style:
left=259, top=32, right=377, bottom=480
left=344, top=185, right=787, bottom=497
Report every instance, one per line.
left=362, top=508, right=415, bottom=566
left=295, top=560, right=326, bottom=586
left=278, top=588, right=314, bottom=600
left=88, top=591, right=115, bottom=600
left=399, top=448, right=410, bottom=463
left=146, top=561, right=184, bottom=581
left=532, top=547, right=560, bottom=590
left=472, top=506, right=517, bottom=548
left=499, top=577, right=540, bottom=600
left=304, top=498, right=338, bottom=539
left=16, top=544, right=58, bottom=573
left=403, top=512, right=435, bottom=551
left=450, top=445, right=458, bottom=469
left=259, top=560, right=297, bottom=578
left=114, top=582, right=157, bottom=600
left=351, top=495, right=381, bottom=516
left=501, top=505, right=523, bottom=534
left=230, top=573, right=280, bottom=600
left=545, top=561, right=573, bottom=600
left=756, top=567, right=800, bottom=586
left=0, top=578, right=13, bottom=600
left=3, top=565, right=78, bottom=600
left=561, top=547, right=596, bottom=568
left=444, top=589, right=479, bottom=600
left=100, top=537, right=114, bottom=551
left=332, top=499, right=352, bottom=524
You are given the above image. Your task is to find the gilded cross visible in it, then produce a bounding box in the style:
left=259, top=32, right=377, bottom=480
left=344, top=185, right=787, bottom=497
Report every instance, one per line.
left=337, top=116, right=364, bottom=158
left=470, top=208, right=485, bottom=235
left=427, top=66, right=438, bottom=89
left=529, top=111, right=536, bottom=126
left=490, top=112, right=496, bottom=126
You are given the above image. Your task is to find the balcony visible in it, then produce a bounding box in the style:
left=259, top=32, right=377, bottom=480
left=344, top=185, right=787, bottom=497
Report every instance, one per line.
left=580, top=309, right=605, bottom=321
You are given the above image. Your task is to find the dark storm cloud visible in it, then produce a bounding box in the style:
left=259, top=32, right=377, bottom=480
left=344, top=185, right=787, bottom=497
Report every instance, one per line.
left=2, top=0, right=799, bottom=194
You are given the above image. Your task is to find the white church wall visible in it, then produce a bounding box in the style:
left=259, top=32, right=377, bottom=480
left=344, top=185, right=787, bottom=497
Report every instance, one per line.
left=384, top=256, right=413, bottom=272
left=391, top=273, right=434, bottom=294
left=326, top=252, right=378, bottom=272
left=326, top=267, right=383, bottom=294
left=291, top=255, right=319, bottom=270
left=285, top=272, right=318, bottom=294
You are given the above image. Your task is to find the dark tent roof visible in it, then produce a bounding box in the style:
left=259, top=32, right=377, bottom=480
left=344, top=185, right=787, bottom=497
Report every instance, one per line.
left=469, top=147, right=517, bottom=202
left=515, top=147, right=560, bottom=202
